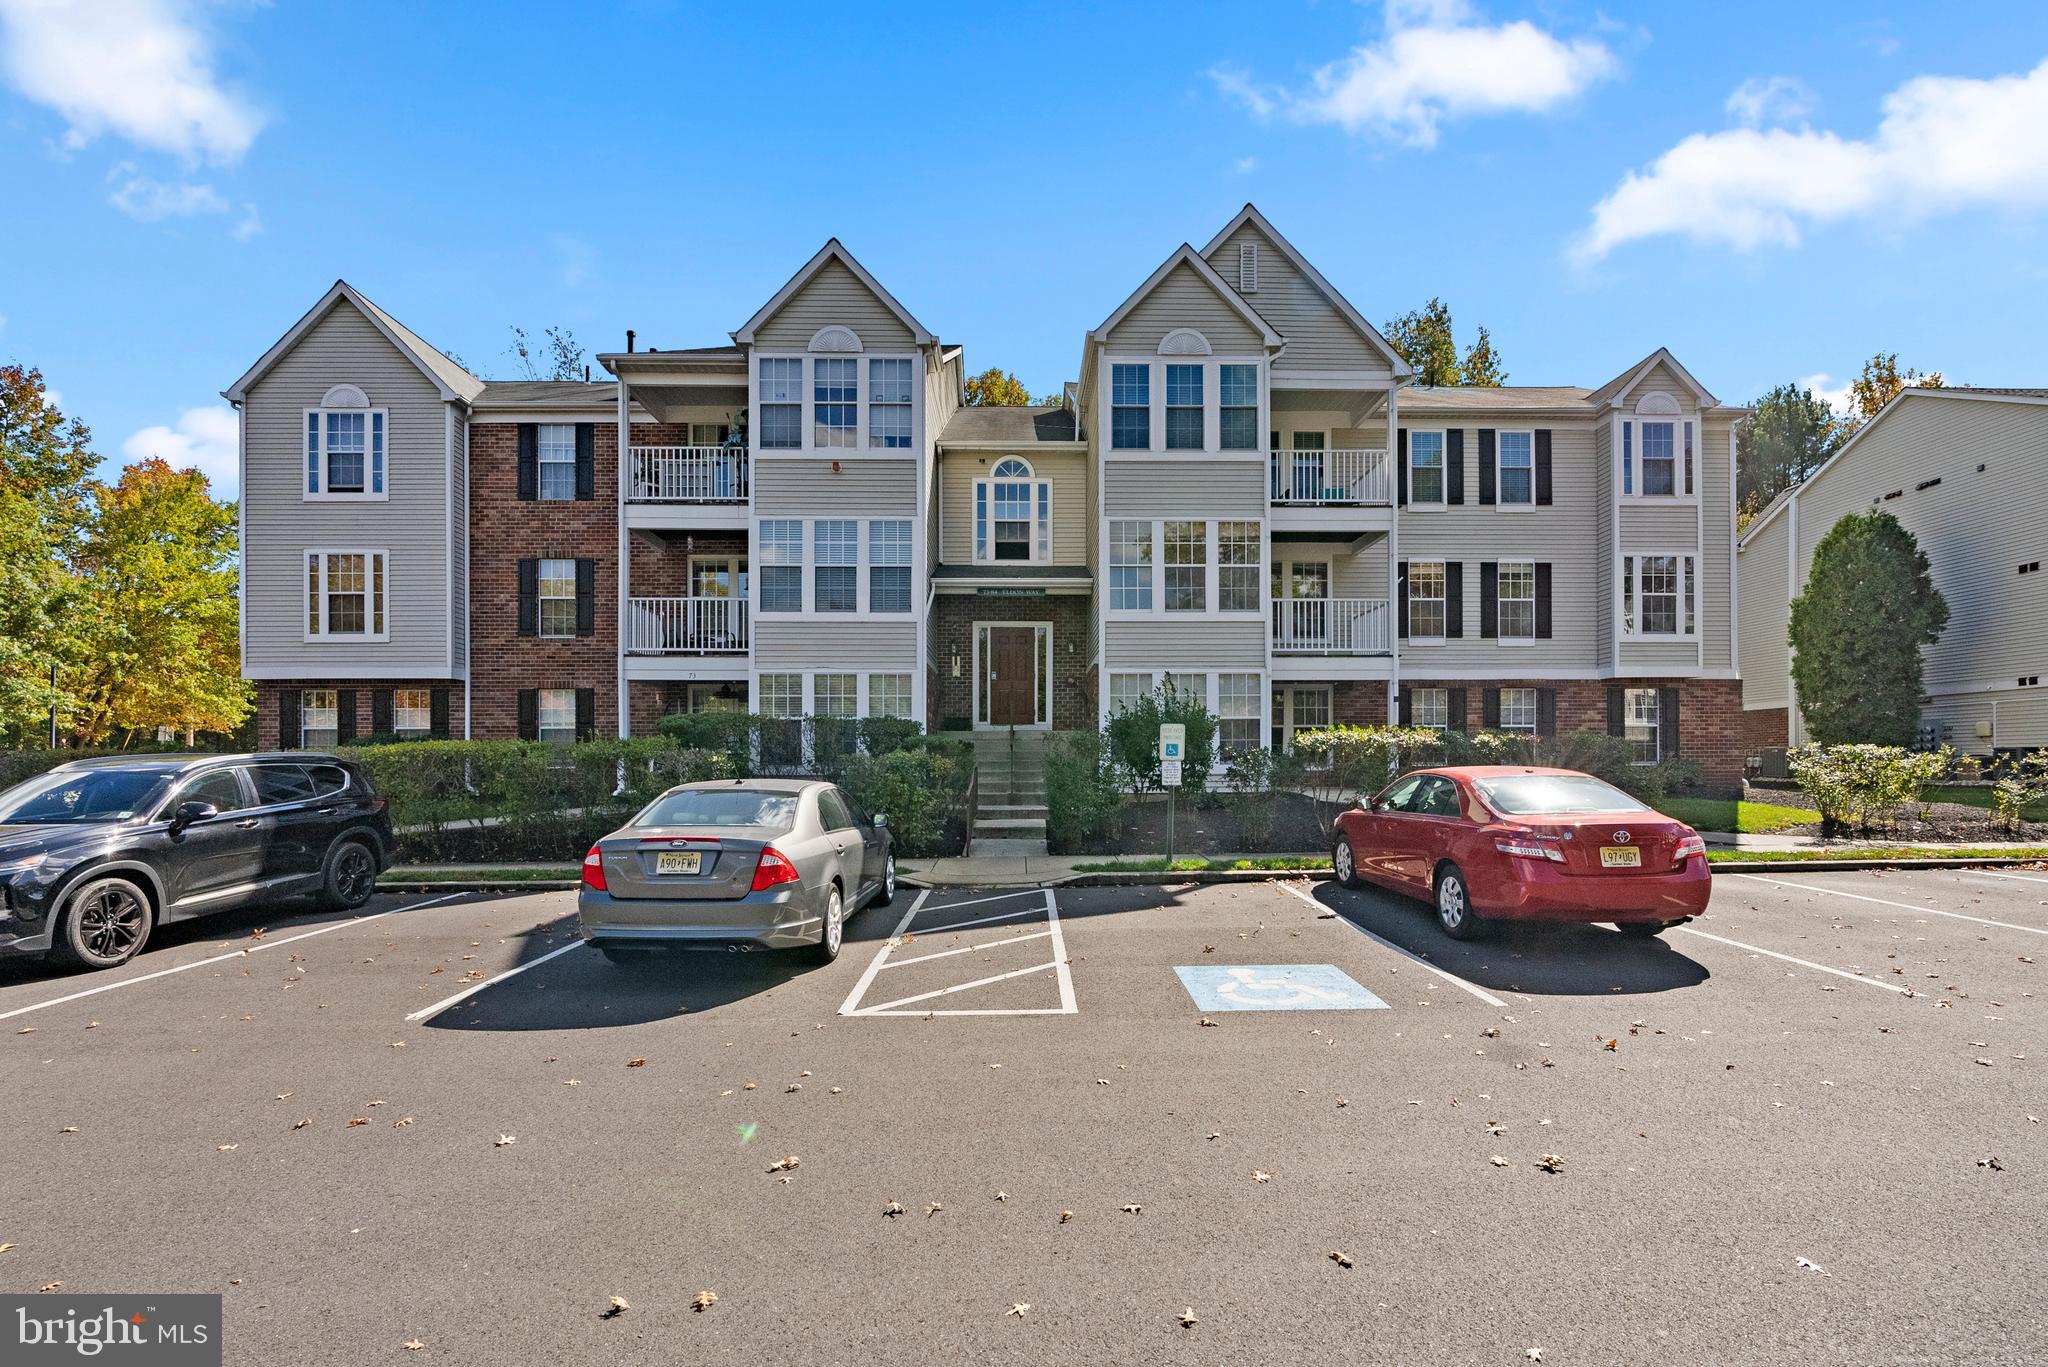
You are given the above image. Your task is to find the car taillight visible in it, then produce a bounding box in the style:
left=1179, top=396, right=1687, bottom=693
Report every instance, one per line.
left=581, top=845, right=607, bottom=892
left=1674, top=834, right=1707, bottom=863
left=1495, top=835, right=1565, bottom=863
left=752, top=845, right=801, bottom=892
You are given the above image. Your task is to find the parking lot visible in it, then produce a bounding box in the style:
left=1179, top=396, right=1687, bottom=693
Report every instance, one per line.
left=2, top=866, right=2043, bottom=1365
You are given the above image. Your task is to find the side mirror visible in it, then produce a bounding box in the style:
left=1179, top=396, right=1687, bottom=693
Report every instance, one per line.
left=1369, top=799, right=1390, bottom=813
left=170, top=800, right=218, bottom=832
left=873, top=813, right=890, bottom=829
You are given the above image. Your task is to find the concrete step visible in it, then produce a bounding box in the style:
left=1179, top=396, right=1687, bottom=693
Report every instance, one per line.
left=974, top=818, right=1048, bottom=833
left=981, top=804, right=1049, bottom=820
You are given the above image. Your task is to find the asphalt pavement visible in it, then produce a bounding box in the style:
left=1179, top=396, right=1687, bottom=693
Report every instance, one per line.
left=1, top=866, right=2042, bottom=1365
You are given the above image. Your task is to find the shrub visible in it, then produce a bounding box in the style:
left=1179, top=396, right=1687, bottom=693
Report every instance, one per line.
left=1105, top=681, right=1217, bottom=798
left=1045, top=730, right=1125, bottom=852
left=835, top=747, right=969, bottom=858
left=653, top=711, right=928, bottom=779
left=1991, top=749, right=2048, bottom=832
left=1787, top=742, right=1951, bottom=832
left=1223, top=744, right=1278, bottom=850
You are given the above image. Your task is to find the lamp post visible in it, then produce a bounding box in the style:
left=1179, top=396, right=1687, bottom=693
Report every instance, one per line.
left=48, top=660, right=58, bottom=749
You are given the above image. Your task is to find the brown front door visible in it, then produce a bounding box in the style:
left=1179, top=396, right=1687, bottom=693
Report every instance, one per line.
left=987, top=627, right=1038, bottom=726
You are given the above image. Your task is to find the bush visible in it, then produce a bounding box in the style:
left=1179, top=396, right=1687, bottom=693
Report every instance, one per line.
left=835, top=747, right=970, bottom=858
left=1105, top=681, right=1218, bottom=798
left=653, top=711, right=929, bottom=780
left=1223, top=744, right=1278, bottom=850
left=1046, top=730, right=1126, bottom=852
left=1991, top=749, right=2048, bottom=832
left=1787, top=742, right=1952, bottom=832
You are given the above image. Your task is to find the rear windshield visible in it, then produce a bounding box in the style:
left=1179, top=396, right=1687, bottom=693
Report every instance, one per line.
left=634, top=789, right=799, bottom=830
left=0, top=769, right=175, bottom=824
left=1474, top=775, right=1650, bottom=816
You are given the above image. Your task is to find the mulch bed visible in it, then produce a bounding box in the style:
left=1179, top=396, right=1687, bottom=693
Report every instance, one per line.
left=1055, top=791, right=1333, bottom=857
left=1746, top=786, right=2048, bottom=843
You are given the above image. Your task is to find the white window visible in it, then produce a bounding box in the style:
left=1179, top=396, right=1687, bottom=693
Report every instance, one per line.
left=814, top=673, right=857, bottom=717
left=868, top=358, right=913, bottom=449
left=868, top=673, right=912, bottom=718
left=976, top=458, right=1051, bottom=564
left=1108, top=672, right=1150, bottom=715
left=1109, top=521, right=1152, bottom=610
left=305, top=408, right=387, bottom=499
left=1621, top=554, right=1696, bottom=638
left=537, top=424, right=577, bottom=500
left=814, top=358, right=857, bottom=448
left=1499, top=687, right=1538, bottom=733
left=1165, top=364, right=1204, bottom=450
left=538, top=558, right=578, bottom=639
left=868, top=519, right=912, bottom=613
left=1111, top=364, right=1149, bottom=449
left=1641, top=422, right=1676, bottom=496
left=1219, top=364, right=1258, bottom=451
left=394, top=688, right=432, bottom=738
left=1164, top=520, right=1207, bottom=612
left=1162, top=672, right=1207, bottom=711
left=1274, top=685, right=1332, bottom=751
left=758, top=674, right=803, bottom=718
left=301, top=689, right=339, bottom=748
left=1407, top=561, right=1446, bottom=640
left=760, top=520, right=803, bottom=612
left=1626, top=688, right=1661, bottom=763
left=538, top=688, right=577, bottom=743
left=759, top=358, right=802, bottom=449
left=1218, top=521, right=1260, bottom=611
left=1497, top=431, right=1533, bottom=506
left=305, top=550, right=387, bottom=640
left=814, top=520, right=858, bottom=612
left=1217, top=673, right=1260, bottom=755
left=1410, top=687, right=1450, bottom=728
left=1408, top=430, right=1445, bottom=505
left=1498, top=560, right=1536, bottom=640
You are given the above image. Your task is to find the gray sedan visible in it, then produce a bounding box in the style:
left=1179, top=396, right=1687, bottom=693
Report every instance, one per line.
left=577, top=778, right=895, bottom=965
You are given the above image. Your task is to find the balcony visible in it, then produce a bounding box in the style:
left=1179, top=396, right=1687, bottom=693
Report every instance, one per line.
left=1271, top=597, right=1391, bottom=655
left=1270, top=448, right=1392, bottom=506
left=626, top=596, right=749, bottom=654
left=627, top=446, right=749, bottom=503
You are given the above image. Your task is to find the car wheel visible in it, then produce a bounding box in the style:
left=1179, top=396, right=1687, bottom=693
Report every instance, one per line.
left=872, top=854, right=897, bottom=908
left=52, top=876, right=154, bottom=970
left=1616, top=920, right=1672, bottom=939
left=807, top=883, right=844, bottom=965
left=320, top=839, right=379, bottom=910
left=1331, top=835, right=1362, bottom=889
left=1434, top=865, right=1481, bottom=941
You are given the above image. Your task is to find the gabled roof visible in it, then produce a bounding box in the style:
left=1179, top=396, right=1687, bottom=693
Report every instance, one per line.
left=1585, top=347, right=1717, bottom=410
left=939, top=405, right=1081, bottom=447
left=1402, top=385, right=1594, bottom=414
left=1201, top=204, right=1413, bottom=380
left=1088, top=243, right=1284, bottom=349
left=474, top=380, right=621, bottom=410
left=732, top=238, right=935, bottom=347
left=223, top=280, right=484, bottom=405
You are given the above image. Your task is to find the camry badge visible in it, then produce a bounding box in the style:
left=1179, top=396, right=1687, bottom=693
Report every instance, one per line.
left=1611, top=830, right=1632, bottom=844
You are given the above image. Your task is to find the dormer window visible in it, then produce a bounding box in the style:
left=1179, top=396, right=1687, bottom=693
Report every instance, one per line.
left=305, top=401, right=387, bottom=500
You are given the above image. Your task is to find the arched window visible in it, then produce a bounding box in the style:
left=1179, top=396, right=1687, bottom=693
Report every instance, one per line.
left=975, top=457, right=1052, bottom=563
left=305, top=384, right=386, bottom=501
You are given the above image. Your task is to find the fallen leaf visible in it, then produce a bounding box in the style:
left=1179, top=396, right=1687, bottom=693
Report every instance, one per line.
left=1979, top=1155, right=2004, bottom=1171
left=785, top=1083, right=802, bottom=1093
left=743, top=1082, right=757, bottom=1090
left=274, top=1092, right=293, bottom=1101
left=1007, top=1303, right=1030, bottom=1318
left=883, top=1201, right=905, bottom=1217
left=293, top=1117, right=313, bottom=1130
left=829, top=1086, right=843, bottom=1095
left=1059, top=1210, right=1073, bottom=1223
left=766, top=1155, right=800, bottom=1173
left=563, top=1078, right=581, bottom=1087
left=1198, top=1017, right=1218, bottom=1028
left=1527, top=1350, right=1544, bottom=1362
left=926, top=1202, right=944, bottom=1217
left=1250, top=1170, right=1272, bottom=1183
left=403, top=1339, right=425, bottom=1351
left=603, top=1295, right=629, bottom=1318
left=1178, top=1307, right=1198, bottom=1327
left=1120, top=1203, right=1142, bottom=1215
left=217, top=1144, right=238, bottom=1152
left=347, top=1118, right=368, bottom=1127
left=1795, top=1256, right=1831, bottom=1277
left=693, top=1290, right=717, bottom=1312
left=16, top=1027, right=35, bottom=1035
left=393, top=1116, right=414, bottom=1128
left=626, top=1058, right=646, bottom=1068
left=58, top=1126, right=78, bottom=1134
left=1328, top=1250, right=1353, bottom=1267
left=1490, top=1155, right=1509, bottom=1167
left=367, top=1100, right=386, bottom=1108
left=1201, top=945, right=1215, bottom=954
left=40, top=1282, right=61, bottom=1292
left=1481, top=1027, right=1500, bottom=1038
left=495, top=1134, right=516, bottom=1147
left=1536, top=1154, right=1565, bottom=1174
left=0, top=1243, right=13, bottom=1254
left=1095, top=1078, right=1110, bottom=1086
left=995, top=1190, right=1008, bottom=1201
left=1603, top=1038, right=1618, bottom=1051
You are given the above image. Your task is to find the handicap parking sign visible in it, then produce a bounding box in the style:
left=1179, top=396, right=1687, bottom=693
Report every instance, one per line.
left=1173, top=964, right=1388, bottom=1012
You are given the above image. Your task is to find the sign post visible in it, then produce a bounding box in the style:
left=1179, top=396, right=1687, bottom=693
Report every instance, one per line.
left=1159, top=724, right=1186, bottom=865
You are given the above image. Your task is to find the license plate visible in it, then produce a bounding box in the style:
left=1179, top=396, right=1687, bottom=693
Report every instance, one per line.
left=655, top=851, right=702, bottom=875
left=1600, top=847, right=1641, bottom=868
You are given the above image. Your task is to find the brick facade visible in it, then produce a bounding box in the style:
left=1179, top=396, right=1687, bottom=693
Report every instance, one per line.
left=928, top=592, right=1094, bottom=731
left=1743, top=706, right=1789, bottom=753
left=253, top=678, right=465, bottom=749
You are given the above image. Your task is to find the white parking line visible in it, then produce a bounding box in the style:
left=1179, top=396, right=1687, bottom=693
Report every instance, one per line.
left=1731, top=873, right=2048, bottom=936
left=0, top=893, right=470, bottom=1024
left=838, top=888, right=1075, bottom=1017
left=881, top=928, right=1054, bottom=970
left=853, top=961, right=1059, bottom=1014
left=835, top=889, right=927, bottom=1016
left=1672, top=926, right=1912, bottom=994
left=403, top=938, right=585, bottom=1022
left=1966, top=870, right=2048, bottom=888
left=910, top=905, right=1048, bottom=937
left=1272, top=880, right=1506, bottom=1008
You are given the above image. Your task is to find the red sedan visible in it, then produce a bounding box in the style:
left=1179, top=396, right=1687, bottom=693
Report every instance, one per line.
left=1331, top=766, right=1710, bottom=940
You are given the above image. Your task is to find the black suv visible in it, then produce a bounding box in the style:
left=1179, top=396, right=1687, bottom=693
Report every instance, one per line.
left=0, top=753, right=396, bottom=971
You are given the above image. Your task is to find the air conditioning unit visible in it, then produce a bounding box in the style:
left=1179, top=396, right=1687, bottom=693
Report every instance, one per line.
left=1976, top=719, right=1994, bottom=739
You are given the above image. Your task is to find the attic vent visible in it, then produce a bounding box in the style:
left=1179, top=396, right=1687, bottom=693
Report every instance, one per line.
left=321, top=384, right=369, bottom=408
left=1158, top=328, right=1213, bottom=357
left=1635, top=391, right=1681, bottom=416
left=1238, top=242, right=1258, bottom=293
left=807, top=326, right=863, bottom=353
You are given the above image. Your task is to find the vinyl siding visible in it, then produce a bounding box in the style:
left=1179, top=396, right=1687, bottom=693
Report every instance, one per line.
left=1698, top=416, right=1737, bottom=671
left=753, top=257, right=917, bottom=350
left=1102, top=458, right=1264, bottom=519
left=1103, top=260, right=1264, bottom=354
left=1593, top=422, right=1615, bottom=670
left=752, top=456, right=917, bottom=516
left=1923, top=685, right=2048, bottom=754
left=1618, top=507, right=1701, bottom=549
left=1738, top=511, right=1791, bottom=710
left=1275, top=539, right=1390, bottom=600
left=1619, top=641, right=1704, bottom=673
left=1628, top=366, right=1700, bottom=412
left=753, top=621, right=918, bottom=672
left=939, top=449, right=1090, bottom=565
left=241, top=297, right=452, bottom=677
left=1204, top=224, right=1389, bottom=377
left=1106, top=619, right=1264, bottom=670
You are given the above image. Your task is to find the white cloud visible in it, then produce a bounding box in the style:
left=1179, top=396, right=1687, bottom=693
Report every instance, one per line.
left=123, top=404, right=238, bottom=496
left=1233, top=155, right=1259, bottom=174
left=1799, top=372, right=1854, bottom=417
left=1726, top=75, right=1815, bottom=127
left=107, top=165, right=227, bottom=220
left=1577, top=57, right=2048, bottom=261
left=231, top=201, right=261, bottom=240
left=0, top=0, right=262, bottom=162
left=1213, top=0, right=1616, bottom=147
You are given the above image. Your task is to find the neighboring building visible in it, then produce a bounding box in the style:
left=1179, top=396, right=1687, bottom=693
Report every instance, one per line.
left=228, top=206, right=1744, bottom=783
left=1738, top=386, right=2048, bottom=757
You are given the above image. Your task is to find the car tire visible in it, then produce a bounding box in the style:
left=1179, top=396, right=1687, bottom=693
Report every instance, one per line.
left=1331, top=835, right=1362, bottom=889
left=1433, top=865, right=1482, bottom=941
left=51, top=875, right=154, bottom=970
left=319, top=838, right=379, bottom=910
left=807, top=883, right=845, bottom=965
left=872, top=854, right=897, bottom=908
left=1616, top=920, right=1672, bottom=939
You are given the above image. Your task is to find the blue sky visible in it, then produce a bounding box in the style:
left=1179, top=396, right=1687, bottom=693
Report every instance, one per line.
left=4, top=0, right=2047, bottom=500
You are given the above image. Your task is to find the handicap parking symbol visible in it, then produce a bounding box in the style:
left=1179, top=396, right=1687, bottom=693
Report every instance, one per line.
left=1173, top=963, right=1388, bottom=1012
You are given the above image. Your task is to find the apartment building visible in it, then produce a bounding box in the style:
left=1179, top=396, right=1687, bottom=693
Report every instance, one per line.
left=229, top=206, right=1744, bottom=784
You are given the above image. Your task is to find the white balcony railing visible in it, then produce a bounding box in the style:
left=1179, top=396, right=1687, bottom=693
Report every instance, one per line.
left=1271, top=597, right=1392, bottom=655
left=1270, top=448, right=1393, bottom=505
left=627, top=446, right=749, bottom=502
left=627, top=596, right=749, bottom=653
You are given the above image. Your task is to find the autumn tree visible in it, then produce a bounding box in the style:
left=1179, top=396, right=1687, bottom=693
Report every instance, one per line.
left=1737, top=383, right=1842, bottom=521
left=0, top=364, right=96, bottom=743
left=962, top=367, right=1037, bottom=406
left=1789, top=511, right=1948, bottom=746
left=1381, top=299, right=1506, bottom=387
left=508, top=325, right=585, bottom=381
left=1846, top=352, right=1944, bottom=426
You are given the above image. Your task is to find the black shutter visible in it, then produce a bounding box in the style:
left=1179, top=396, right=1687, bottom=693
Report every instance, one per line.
left=1445, top=562, right=1464, bottom=638
left=279, top=690, right=301, bottom=750
left=1482, top=687, right=1501, bottom=729
left=335, top=689, right=357, bottom=745
left=1660, top=687, right=1682, bottom=760
left=1535, top=430, right=1553, bottom=505
left=516, top=689, right=539, bottom=741
left=1396, top=430, right=1408, bottom=507
left=1445, top=429, right=1464, bottom=505
left=517, top=559, right=539, bottom=637
left=1479, top=561, right=1498, bottom=639
left=429, top=687, right=451, bottom=740
left=1396, top=561, right=1409, bottom=639
left=1536, top=688, right=1557, bottom=737
left=1447, top=687, right=1467, bottom=733
left=575, top=687, right=597, bottom=741
left=1607, top=686, right=1626, bottom=738
left=1478, top=429, right=1496, bottom=505
left=1397, top=687, right=1411, bottom=726
left=371, top=688, right=393, bottom=738
left=516, top=425, right=538, bottom=501
left=575, top=558, right=597, bottom=635
left=574, top=423, right=595, bottom=500
left=1535, top=563, right=1553, bottom=639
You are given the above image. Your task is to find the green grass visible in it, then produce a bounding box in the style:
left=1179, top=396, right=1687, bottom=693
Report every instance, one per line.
left=1660, top=796, right=1817, bottom=834
left=1921, top=784, right=2048, bottom=821
left=1704, top=846, right=2048, bottom=865
left=1071, top=855, right=1331, bottom=874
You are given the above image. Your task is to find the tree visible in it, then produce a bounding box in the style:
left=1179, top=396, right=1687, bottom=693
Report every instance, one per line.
left=0, top=364, right=95, bottom=743
left=507, top=325, right=585, bottom=381
left=1381, top=298, right=1506, bottom=387
left=1461, top=325, right=1507, bottom=387
left=1789, top=511, right=1948, bottom=746
left=1846, top=351, right=1944, bottom=427
left=962, top=367, right=1035, bottom=407
left=1737, top=382, right=1842, bottom=521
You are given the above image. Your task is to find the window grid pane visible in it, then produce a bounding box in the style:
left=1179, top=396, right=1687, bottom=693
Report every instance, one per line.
left=538, top=424, right=577, bottom=500
left=813, top=674, right=856, bottom=717
left=1108, top=673, right=1150, bottom=715
left=538, top=688, right=577, bottom=742
left=868, top=673, right=912, bottom=718
left=1408, top=561, right=1446, bottom=639
left=394, top=688, right=432, bottom=736
left=1165, top=364, right=1203, bottom=451
left=868, top=519, right=912, bottom=613
left=1625, top=688, right=1661, bottom=763
left=539, top=557, right=578, bottom=638
left=1499, top=687, right=1537, bottom=732
left=1498, top=431, right=1533, bottom=504
left=761, top=519, right=804, bottom=612
left=1498, top=560, right=1535, bottom=639
left=1164, top=520, right=1207, bottom=612
left=1411, top=688, right=1449, bottom=728
left=326, top=553, right=366, bottom=635
left=1641, top=422, right=1675, bottom=496
left=1409, top=431, right=1444, bottom=504
left=814, top=358, right=857, bottom=448
left=1109, top=521, right=1153, bottom=611
left=759, top=357, right=802, bottom=449
left=1639, top=554, right=1679, bottom=634
left=1218, top=672, right=1260, bottom=755
left=759, top=674, right=803, bottom=718
left=325, top=412, right=365, bottom=492
left=814, top=519, right=858, bottom=612
left=302, top=689, right=339, bottom=748
left=1218, top=520, right=1260, bottom=612
left=1111, top=364, right=1149, bottom=450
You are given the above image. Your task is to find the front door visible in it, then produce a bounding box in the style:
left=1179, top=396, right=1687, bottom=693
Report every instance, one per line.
left=987, top=626, right=1038, bottom=726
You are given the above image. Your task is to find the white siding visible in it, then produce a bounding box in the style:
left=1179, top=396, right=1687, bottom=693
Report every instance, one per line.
left=754, top=621, right=918, bottom=672
left=753, top=258, right=917, bottom=350
left=1103, top=261, right=1264, bottom=354
left=753, top=457, right=917, bottom=516
left=939, top=449, right=1090, bottom=565
left=1204, top=223, right=1390, bottom=377
left=1106, top=619, right=1264, bottom=670
left=1102, top=459, right=1263, bottom=519
left=1737, top=509, right=1791, bottom=710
